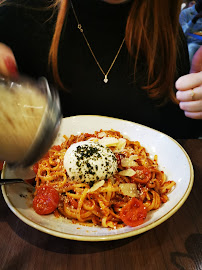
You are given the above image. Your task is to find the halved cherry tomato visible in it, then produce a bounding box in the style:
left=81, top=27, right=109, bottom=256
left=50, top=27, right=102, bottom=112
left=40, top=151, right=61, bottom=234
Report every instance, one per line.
left=130, top=166, right=151, bottom=184
left=120, top=197, right=147, bottom=227
left=33, top=185, right=59, bottom=215
left=0, top=161, right=4, bottom=171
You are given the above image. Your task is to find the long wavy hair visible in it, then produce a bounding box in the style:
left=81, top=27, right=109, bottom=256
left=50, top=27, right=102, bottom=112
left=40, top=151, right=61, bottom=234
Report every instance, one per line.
left=48, top=0, right=182, bottom=103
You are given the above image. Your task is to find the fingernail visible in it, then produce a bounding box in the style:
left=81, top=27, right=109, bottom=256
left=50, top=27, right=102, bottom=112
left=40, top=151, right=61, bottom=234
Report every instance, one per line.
left=4, top=56, right=18, bottom=77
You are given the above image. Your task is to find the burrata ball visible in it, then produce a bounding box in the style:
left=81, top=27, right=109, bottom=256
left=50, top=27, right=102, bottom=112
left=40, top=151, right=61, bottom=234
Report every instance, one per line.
left=63, top=141, right=117, bottom=183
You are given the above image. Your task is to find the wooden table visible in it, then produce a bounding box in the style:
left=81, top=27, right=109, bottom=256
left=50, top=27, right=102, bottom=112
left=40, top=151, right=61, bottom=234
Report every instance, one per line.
left=0, top=140, right=201, bottom=270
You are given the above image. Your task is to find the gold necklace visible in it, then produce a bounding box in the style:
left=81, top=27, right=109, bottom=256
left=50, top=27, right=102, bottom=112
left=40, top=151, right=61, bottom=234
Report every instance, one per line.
left=70, top=1, right=125, bottom=83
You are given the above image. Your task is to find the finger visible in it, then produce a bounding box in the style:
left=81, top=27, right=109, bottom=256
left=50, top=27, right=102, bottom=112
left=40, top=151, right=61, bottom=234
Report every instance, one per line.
left=3, top=56, right=18, bottom=78
left=184, top=111, right=202, bottom=119
left=176, top=86, right=202, bottom=101
left=175, top=72, right=202, bottom=91
left=0, top=43, right=18, bottom=78
left=190, top=46, right=202, bottom=73
left=179, top=100, right=202, bottom=112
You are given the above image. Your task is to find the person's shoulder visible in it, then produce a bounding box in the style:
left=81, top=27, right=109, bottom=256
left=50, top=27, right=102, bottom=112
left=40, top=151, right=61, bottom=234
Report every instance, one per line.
left=189, top=4, right=197, bottom=14
left=180, top=5, right=197, bottom=21
left=181, top=5, right=195, bottom=14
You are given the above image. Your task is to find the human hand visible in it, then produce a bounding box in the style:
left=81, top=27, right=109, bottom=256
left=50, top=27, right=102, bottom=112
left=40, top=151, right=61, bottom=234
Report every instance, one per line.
left=175, top=45, right=202, bottom=119
left=0, top=43, right=18, bottom=78
left=0, top=161, right=4, bottom=171
left=175, top=72, right=202, bottom=119
left=190, top=45, right=202, bottom=73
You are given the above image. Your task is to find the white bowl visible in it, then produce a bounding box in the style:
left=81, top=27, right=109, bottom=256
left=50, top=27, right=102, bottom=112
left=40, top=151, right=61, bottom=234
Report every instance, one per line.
left=1, top=115, right=194, bottom=241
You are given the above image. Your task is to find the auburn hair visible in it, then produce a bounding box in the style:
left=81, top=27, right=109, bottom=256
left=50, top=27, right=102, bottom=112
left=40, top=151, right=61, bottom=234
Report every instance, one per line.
left=49, top=0, right=182, bottom=103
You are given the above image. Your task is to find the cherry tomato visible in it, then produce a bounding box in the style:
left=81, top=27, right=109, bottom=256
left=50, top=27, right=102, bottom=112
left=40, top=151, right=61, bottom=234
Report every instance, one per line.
left=33, top=163, right=39, bottom=174
left=130, top=166, right=151, bottom=184
left=120, top=197, right=147, bottom=227
left=33, top=185, right=59, bottom=215
left=0, top=161, right=4, bottom=171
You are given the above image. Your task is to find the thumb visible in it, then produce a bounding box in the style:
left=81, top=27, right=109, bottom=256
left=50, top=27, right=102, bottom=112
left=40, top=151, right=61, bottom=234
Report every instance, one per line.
left=190, top=45, right=202, bottom=73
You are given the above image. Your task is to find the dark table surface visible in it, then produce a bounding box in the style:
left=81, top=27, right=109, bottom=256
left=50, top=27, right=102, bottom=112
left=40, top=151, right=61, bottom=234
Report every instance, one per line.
left=0, top=139, right=202, bottom=270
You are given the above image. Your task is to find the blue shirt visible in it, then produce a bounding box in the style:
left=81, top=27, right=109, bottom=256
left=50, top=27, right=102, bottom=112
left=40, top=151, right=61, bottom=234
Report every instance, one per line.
left=179, top=5, right=202, bottom=44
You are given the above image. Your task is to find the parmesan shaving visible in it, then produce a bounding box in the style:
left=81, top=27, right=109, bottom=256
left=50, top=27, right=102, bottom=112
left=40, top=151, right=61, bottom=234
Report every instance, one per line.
left=129, top=155, right=139, bottom=160
left=118, top=168, right=135, bottom=177
left=113, top=138, right=126, bottom=153
left=97, top=132, right=106, bottom=138
left=89, top=137, right=126, bottom=153
left=121, top=157, right=138, bottom=167
left=98, top=137, right=119, bottom=147
left=119, top=183, right=139, bottom=197
left=87, top=180, right=105, bottom=193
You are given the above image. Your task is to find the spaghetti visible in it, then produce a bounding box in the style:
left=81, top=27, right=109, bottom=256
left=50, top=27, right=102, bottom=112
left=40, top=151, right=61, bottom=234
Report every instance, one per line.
left=33, top=129, right=176, bottom=229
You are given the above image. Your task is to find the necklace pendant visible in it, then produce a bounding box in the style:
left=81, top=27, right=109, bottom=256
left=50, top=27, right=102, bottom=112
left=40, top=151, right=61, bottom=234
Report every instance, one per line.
left=104, top=75, right=108, bottom=83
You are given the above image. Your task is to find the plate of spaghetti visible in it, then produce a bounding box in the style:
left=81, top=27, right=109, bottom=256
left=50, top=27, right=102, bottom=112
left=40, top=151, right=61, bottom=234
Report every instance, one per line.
left=1, top=115, right=194, bottom=241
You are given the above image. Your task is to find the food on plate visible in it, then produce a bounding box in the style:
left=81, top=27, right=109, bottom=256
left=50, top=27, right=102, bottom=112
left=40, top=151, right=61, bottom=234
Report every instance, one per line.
left=33, top=129, right=176, bottom=229
left=33, top=185, right=59, bottom=215
left=63, top=141, right=117, bottom=183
